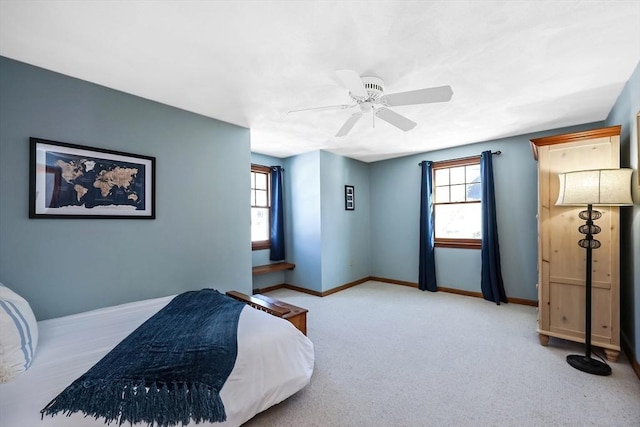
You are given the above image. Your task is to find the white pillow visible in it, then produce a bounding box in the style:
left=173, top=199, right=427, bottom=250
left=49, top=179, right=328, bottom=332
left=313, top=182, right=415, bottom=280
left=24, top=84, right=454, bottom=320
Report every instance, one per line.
left=0, top=284, right=38, bottom=383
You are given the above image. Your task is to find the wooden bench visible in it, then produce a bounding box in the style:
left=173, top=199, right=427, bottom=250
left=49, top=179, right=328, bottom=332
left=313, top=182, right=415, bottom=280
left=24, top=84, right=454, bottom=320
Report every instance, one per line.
left=252, top=262, right=295, bottom=275
left=226, top=290, right=307, bottom=335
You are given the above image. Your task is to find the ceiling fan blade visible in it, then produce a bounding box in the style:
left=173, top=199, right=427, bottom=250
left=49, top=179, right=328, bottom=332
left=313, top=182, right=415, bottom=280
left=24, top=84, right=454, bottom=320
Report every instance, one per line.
left=375, top=107, right=417, bottom=131
left=335, top=112, right=363, bottom=137
left=288, top=104, right=355, bottom=114
left=336, top=69, right=368, bottom=99
left=381, top=85, right=453, bottom=107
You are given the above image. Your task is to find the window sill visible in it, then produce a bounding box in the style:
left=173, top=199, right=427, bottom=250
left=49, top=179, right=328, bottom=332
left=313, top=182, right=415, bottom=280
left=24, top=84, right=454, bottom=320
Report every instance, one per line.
left=252, top=262, right=295, bottom=275
left=435, top=239, right=481, bottom=249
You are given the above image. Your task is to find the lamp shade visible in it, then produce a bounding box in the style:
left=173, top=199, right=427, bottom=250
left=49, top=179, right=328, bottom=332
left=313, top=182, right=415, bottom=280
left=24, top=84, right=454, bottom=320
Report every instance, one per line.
left=556, top=168, right=633, bottom=206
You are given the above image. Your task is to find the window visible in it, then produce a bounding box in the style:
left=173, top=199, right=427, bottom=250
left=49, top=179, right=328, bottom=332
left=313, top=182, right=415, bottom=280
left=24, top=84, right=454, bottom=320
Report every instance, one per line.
left=433, top=156, right=481, bottom=249
left=251, top=165, right=270, bottom=250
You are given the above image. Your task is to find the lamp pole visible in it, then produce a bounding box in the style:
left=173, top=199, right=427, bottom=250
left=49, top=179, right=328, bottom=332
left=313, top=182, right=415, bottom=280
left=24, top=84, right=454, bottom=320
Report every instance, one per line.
left=582, top=204, right=594, bottom=362
left=566, top=204, right=610, bottom=375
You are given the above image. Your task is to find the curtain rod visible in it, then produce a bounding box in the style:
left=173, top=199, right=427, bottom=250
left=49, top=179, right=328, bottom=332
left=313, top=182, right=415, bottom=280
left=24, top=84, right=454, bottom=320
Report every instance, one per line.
left=418, top=150, right=501, bottom=166
left=250, top=163, right=285, bottom=171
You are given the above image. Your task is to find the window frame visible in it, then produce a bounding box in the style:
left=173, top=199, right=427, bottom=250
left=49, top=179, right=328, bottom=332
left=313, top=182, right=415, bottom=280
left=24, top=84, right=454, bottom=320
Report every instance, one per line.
left=251, top=164, right=271, bottom=251
left=432, top=156, right=482, bottom=250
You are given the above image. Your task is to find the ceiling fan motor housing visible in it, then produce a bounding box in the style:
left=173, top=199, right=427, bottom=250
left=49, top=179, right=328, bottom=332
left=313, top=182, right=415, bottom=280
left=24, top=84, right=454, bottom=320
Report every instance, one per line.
left=360, top=76, right=384, bottom=101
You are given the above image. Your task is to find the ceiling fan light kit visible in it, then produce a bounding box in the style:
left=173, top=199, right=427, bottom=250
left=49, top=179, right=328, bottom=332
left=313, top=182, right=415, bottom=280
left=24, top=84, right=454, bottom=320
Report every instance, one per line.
left=290, top=70, right=453, bottom=137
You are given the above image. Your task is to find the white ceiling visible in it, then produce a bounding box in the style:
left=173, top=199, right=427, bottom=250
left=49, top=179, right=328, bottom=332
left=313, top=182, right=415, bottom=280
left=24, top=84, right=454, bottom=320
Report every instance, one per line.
left=1, top=1, right=639, bottom=162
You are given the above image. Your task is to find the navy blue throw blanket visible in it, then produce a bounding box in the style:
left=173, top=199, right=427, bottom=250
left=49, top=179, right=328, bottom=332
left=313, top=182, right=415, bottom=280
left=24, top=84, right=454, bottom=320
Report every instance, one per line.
left=41, top=289, right=245, bottom=426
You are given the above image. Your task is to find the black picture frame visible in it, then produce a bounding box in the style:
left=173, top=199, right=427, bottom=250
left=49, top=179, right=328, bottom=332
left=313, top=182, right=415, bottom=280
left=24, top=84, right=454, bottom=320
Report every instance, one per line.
left=345, top=185, right=354, bottom=210
left=29, top=137, right=156, bottom=219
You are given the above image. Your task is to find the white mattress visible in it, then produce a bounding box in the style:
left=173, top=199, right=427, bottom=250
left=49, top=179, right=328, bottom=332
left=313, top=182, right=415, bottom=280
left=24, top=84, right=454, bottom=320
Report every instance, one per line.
left=0, top=295, right=314, bottom=426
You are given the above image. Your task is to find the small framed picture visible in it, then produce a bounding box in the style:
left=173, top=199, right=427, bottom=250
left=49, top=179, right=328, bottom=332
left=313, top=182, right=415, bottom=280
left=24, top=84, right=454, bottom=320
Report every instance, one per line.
left=29, top=137, right=156, bottom=219
left=345, top=185, right=354, bottom=210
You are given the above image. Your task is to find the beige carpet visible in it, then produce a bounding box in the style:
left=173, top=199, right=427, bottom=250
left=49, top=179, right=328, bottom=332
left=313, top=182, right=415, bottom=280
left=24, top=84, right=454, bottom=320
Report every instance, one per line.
left=244, top=281, right=640, bottom=427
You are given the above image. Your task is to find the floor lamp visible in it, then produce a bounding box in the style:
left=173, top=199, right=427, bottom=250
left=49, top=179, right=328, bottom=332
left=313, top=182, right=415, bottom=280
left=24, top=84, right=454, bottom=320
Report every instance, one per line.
left=555, top=168, right=633, bottom=376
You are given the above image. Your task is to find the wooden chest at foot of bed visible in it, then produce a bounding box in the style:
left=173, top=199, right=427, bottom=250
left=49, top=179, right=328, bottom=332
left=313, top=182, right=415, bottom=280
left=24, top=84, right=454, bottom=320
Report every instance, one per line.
left=226, top=291, right=308, bottom=335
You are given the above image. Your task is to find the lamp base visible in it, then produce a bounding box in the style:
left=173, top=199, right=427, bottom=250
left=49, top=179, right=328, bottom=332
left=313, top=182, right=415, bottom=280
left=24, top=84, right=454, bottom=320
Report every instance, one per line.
left=566, top=354, right=611, bottom=376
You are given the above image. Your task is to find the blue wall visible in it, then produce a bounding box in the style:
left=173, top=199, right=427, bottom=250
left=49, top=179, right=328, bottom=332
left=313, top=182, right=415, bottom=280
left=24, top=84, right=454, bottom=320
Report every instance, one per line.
left=605, top=60, right=640, bottom=362
left=0, top=57, right=252, bottom=320
left=253, top=122, right=606, bottom=301
left=319, top=151, right=371, bottom=291
left=285, top=151, right=323, bottom=292
left=255, top=149, right=371, bottom=293
left=369, top=122, right=603, bottom=301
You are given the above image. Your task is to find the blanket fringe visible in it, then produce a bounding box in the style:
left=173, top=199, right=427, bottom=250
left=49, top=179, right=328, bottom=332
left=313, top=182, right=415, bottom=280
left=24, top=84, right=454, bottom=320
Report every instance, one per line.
left=41, top=380, right=226, bottom=427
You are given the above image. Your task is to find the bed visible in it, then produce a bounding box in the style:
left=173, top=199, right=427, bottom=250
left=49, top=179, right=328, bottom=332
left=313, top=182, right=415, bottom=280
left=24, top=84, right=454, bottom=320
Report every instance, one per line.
left=0, top=290, right=314, bottom=426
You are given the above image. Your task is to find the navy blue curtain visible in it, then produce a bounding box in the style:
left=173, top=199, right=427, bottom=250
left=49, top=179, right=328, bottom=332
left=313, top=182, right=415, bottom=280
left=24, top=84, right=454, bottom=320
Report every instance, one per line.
left=269, top=166, right=285, bottom=261
left=419, top=161, right=437, bottom=292
left=480, top=151, right=508, bottom=304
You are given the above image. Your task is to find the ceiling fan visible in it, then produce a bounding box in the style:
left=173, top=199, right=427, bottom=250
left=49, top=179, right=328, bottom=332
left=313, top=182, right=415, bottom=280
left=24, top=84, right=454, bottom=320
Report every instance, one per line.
left=288, top=69, right=453, bottom=137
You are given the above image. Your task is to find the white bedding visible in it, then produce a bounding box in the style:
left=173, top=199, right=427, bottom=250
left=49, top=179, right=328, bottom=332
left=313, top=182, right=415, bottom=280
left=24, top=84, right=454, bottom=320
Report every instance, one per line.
left=0, top=295, right=314, bottom=427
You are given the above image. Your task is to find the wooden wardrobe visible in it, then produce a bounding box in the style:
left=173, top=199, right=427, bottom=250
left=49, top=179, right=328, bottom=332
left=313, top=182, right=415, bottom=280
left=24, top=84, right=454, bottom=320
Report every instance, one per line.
left=530, top=126, right=621, bottom=362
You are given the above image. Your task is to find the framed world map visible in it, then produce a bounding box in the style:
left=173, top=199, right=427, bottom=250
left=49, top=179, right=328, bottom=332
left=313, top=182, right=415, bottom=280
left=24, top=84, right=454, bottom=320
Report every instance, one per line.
left=29, top=138, right=155, bottom=219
